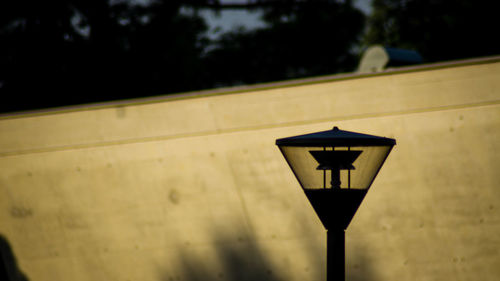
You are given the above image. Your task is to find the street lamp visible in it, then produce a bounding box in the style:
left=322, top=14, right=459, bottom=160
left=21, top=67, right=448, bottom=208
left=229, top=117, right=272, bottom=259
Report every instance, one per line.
left=276, top=126, right=395, bottom=281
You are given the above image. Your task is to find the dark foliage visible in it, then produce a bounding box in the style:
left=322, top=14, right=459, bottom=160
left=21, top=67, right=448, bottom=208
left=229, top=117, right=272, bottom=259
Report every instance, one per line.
left=0, top=0, right=365, bottom=113
left=205, top=0, right=365, bottom=86
left=364, top=0, right=500, bottom=62
left=0, top=0, right=211, bottom=113
left=2, top=0, right=498, bottom=113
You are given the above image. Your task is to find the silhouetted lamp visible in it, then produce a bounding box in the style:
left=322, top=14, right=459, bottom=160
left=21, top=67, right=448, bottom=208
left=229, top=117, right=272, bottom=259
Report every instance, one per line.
left=276, top=126, right=395, bottom=281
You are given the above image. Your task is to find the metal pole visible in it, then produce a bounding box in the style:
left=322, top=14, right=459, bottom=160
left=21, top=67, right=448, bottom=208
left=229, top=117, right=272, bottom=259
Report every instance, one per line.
left=327, top=229, right=345, bottom=281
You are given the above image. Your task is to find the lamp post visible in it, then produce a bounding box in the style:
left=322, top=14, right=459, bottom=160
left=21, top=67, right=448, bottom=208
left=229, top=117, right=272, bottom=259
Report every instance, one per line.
left=276, top=126, right=395, bottom=281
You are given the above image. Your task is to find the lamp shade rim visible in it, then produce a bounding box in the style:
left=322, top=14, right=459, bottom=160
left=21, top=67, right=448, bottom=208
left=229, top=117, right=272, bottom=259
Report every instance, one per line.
left=276, top=127, right=396, bottom=147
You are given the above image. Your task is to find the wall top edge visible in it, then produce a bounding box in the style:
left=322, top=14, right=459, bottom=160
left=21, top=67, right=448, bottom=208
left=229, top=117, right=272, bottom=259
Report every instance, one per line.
left=2, top=55, right=500, bottom=120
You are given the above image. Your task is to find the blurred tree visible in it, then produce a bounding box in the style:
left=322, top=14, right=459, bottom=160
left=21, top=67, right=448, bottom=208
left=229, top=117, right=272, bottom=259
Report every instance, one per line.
left=0, top=0, right=211, bottom=113
left=0, top=0, right=365, bottom=113
left=205, top=0, right=365, bottom=86
left=364, top=0, right=500, bottom=62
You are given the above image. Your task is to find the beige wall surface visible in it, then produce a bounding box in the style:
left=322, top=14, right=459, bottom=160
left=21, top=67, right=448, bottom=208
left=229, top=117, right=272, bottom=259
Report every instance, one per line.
left=1, top=59, right=499, bottom=281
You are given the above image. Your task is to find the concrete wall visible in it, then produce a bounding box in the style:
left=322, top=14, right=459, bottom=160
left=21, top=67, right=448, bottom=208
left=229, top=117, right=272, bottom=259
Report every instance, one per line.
left=1, top=58, right=499, bottom=281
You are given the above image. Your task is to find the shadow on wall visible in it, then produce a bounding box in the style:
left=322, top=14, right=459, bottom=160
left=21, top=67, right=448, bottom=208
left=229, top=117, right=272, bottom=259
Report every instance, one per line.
left=0, top=234, right=29, bottom=281
left=159, top=230, right=377, bottom=281
left=349, top=246, right=377, bottom=281
left=163, top=233, right=286, bottom=281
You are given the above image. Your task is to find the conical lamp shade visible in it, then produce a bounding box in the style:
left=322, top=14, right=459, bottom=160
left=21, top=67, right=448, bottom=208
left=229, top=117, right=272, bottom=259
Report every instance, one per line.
left=276, top=127, right=395, bottom=229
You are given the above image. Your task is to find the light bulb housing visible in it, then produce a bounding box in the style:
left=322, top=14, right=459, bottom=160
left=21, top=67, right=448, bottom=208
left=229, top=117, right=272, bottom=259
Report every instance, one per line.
left=276, top=126, right=395, bottom=229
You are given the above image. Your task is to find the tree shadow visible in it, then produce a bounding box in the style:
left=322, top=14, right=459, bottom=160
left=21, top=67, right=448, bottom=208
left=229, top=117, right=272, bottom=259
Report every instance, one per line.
left=0, top=234, right=29, bottom=281
left=159, top=228, right=378, bottom=281
left=348, top=246, right=378, bottom=281
left=163, top=232, right=286, bottom=281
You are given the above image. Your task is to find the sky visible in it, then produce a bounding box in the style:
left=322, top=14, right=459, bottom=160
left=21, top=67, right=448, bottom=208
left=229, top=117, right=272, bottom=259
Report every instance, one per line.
left=74, top=1, right=374, bottom=47
left=201, top=0, right=373, bottom=39
left=114, top=0, right=373, bottom=40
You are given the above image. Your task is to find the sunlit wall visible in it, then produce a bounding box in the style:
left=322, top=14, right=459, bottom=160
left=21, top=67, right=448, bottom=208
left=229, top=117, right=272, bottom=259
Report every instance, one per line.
left=1, top=57, right=499, bottom=281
